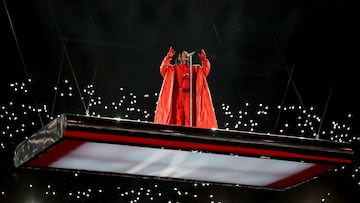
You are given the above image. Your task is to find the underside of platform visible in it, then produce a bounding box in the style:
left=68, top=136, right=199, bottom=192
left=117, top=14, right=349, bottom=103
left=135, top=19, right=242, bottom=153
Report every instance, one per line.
left=14, top=114, right=354, bottom=190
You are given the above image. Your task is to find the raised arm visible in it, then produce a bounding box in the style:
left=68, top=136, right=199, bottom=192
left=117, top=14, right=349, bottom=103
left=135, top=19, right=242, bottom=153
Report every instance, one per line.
left=198, top=49, right=210, bottom=76
left=160, top=47, right=175, bottom=77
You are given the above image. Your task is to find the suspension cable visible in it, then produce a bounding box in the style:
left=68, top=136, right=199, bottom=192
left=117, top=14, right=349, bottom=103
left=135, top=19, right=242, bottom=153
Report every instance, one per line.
left=274, top=63, right=295, bottom=132
left=50, top=39, right=66, bottom=117
left=200, top=0, right=224, bottom=51
left=85, top=60, right=99, bottom=116
left=3, top=0, right=44, bottom=127
left=316, top=82, right=334, bottom=139
left=47, top=0, right=87, bottom=114
left=272, top=33, right=306, bottom=131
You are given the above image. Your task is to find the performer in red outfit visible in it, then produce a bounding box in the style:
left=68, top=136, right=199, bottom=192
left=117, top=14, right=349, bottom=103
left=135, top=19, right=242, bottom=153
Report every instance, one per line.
left=154, top=47, right=218, bottom=128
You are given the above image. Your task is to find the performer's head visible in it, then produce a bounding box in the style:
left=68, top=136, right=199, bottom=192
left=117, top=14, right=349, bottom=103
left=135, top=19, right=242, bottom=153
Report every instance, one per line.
left=176, top=51, right=189, bottom=65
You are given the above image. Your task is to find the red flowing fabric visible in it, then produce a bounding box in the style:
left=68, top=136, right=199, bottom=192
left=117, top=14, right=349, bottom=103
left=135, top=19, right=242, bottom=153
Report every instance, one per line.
left=154, top=55, right=218, bottom=129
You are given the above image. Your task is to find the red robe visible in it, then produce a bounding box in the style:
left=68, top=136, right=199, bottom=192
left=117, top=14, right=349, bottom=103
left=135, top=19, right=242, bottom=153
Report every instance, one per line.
left=154, top=55, right=218, bottom=129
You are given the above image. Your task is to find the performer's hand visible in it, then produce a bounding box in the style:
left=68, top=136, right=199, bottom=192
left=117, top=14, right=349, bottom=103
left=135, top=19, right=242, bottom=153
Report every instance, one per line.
left=198, top=49, right=206, bottom=60
left=166, top=46, right=176, bottom=58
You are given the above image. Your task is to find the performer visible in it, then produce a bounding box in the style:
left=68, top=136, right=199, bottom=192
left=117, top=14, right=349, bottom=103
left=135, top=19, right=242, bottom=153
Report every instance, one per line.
left=154, top=46, right=218, bottom=128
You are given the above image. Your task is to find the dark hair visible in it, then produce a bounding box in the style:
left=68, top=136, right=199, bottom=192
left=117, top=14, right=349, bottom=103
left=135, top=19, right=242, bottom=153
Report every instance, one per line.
left=175, top=53, right=181, bottom=65
left=174, top=51, right=189, bottom=65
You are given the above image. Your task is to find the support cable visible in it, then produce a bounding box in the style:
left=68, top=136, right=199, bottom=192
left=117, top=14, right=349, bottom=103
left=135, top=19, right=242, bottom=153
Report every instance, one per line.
left=3, top=0, right=44, bottom=127
left=47, top=0, right=87, bottom=114
left=272, top=33, right=306, bottom=132
left=50, top=39, right=66, bottom=117
left=316, top=82, right=334, bottom=139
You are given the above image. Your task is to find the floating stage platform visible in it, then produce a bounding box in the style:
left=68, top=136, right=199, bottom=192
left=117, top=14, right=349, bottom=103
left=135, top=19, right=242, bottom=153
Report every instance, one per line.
left=14, top=114, right=354, bottom=190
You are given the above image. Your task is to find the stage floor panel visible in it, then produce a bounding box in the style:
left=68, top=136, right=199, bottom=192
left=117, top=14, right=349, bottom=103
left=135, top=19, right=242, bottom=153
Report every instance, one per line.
left=14, top=114, right=354, bottom=190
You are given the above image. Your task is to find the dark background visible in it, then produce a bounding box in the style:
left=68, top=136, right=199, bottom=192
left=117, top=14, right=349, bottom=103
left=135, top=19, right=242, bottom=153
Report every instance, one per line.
left=1, top=0, right=359, bottom=202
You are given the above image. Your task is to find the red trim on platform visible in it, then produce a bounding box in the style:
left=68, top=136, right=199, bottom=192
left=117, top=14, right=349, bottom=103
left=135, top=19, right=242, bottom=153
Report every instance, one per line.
left=267, top=164, right=334, bottom=189
left=23, top=136, right=335, bottom=189
left=64, top=130, right=352, bottom=164
left=27, top=140, right=84, bottom=167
